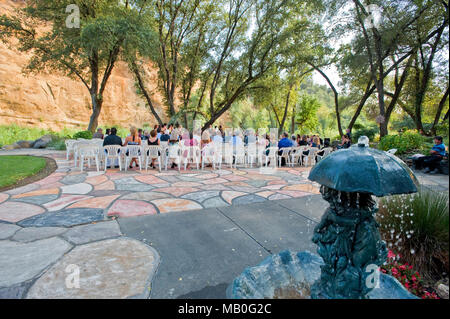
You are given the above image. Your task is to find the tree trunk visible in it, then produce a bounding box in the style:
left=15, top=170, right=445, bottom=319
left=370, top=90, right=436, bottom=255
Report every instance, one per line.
left=279, top=85, right=293, bottom=134
left=306, top=62, right=342, bottom=136
left=131, top=62, right=163, bottom=126
left=430, top=86, right=449, bottom=135
left=291, top=102, right=295, bottom=135
left=347, top=81, right=376, bottom=132
left=183, top=112, right=189, bottom=130
left=87, top=94, right=102, bottom=133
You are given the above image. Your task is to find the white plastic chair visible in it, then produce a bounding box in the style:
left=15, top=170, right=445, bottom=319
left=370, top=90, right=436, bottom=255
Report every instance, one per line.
left=183, top=146, right=201, bottom=170
left=303, top=147, right=319, bottom=167
left=145, top=146, right=162, bottom=172
left=91, top=138, right=104, bottom=146
left=64, top=139, right=77, bottom=160
left=278, top=147, right=292, bottom=167
left=316, top=147, right=333, bottom=162
left=213, top=142, right=223, bottom=170
left=103, top=145, right=123, bottom=171
left=79, top=145, right=100, bottom=172
left=223, top=143, right=234, bottom=169
left=246, top=143, right=258, bottom=168
left=73, top=141, right=91, bottom=167
left=201, top=144, right=216, bottom=170
left=165, top=143, right=181, bottom=171
left=290, top=146, right=305, bottom=167
left=124, top=145, right=143, bottom=171
left=234, top=144, right=246, bottom=168
left=263, top=147, right=278, bottom=167
left=256, top=139, right=268, bottom=166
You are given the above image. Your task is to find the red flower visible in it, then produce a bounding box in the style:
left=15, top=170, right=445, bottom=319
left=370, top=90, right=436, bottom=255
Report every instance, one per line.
left=391, top=268, right=399, bottom=275
left=387, top=250, right=396, bottom=259
left=412, top=275, right=417, bottom=281
left=399, top=265, right=406, bottom=271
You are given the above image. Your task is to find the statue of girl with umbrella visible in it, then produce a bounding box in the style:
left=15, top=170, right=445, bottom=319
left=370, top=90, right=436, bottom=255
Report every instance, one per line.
left=309, top=137, right=419, bottom=299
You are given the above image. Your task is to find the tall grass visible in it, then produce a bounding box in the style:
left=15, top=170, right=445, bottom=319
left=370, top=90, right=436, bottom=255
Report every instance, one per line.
left=377, top=188, right=449, bottom=280
left=0, top=124, right=79, bottom=147
left=0, top=124, right=133, bottom=148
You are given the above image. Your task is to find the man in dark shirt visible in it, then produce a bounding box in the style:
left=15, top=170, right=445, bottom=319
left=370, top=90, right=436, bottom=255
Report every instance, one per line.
left=103, top=127, right=122, bottom=146
left=278, top=132, right=294, bottom=166
left=160, top=130, right=171, bottom=142
left=103, top=128, right=122, bottom=168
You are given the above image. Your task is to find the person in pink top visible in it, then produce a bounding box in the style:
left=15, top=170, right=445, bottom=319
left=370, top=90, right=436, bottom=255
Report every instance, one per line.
left=183, top=132, right=198, bottom=169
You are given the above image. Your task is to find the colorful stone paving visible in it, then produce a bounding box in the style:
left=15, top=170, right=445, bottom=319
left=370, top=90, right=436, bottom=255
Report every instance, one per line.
left=0, top=151, right=320, bottom=225
left=0, top=150, right=321, bottom=299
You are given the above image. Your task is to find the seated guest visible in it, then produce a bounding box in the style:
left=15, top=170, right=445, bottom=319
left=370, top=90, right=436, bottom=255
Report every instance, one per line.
left=201, top=125, right=212, bottom=146
left=213, top=130, right=224, bottom=144
left=124, top=126, right=142, bottom=169
left=246, top=129, right=256, bottom=145
left=278, top=132, right=294, bottom=166
left=142, top=130, right=150, bottom=141
left=169, top=123, right=181, bottom=144
left=346, top=128, right=352, bottom=141
left=337, top=134, right=351, bottom=149
left=193, top=128, right=202, bottom=144
left=138, top=128, right=143, bottom=139
left=93, top=128, right=104, bottom=139
left=224, top=134, right=232, bottom=143
left=103, top=127, right=122, bottom=146
left=160, top=129, right=171, bottom=142
left=183, top=132, right=199, bottom=170
left=291, top=135, right=298, bottom=147
left=298, top=135, right=308, bottom=146
left=105, top=128, right=111, bottom=137
left=147, top=130, right=161, bottom=169
left=311, top=136, right=321, bottom=148
left=232, top=131, right=243, bottom=146
left=413, top=136, right=446, bottom=174
left=278, top=132, right=294, bottom=148
left=103, top=127, right=122, bottom=168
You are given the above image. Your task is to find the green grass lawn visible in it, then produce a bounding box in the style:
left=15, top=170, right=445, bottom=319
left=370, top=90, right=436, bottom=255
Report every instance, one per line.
left=0, top=156, right=47, bottom=188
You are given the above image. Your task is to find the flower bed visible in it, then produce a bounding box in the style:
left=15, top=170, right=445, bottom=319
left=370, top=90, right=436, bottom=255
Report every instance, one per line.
left=380, top=250, right=439, bottom=299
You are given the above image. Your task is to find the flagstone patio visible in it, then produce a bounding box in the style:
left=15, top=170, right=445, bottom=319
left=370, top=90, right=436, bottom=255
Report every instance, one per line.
left=0, top=151, right=321, bottom=226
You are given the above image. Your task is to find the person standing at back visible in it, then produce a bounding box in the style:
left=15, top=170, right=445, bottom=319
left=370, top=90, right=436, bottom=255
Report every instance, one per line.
left=93, top=128, right=104, bottom=139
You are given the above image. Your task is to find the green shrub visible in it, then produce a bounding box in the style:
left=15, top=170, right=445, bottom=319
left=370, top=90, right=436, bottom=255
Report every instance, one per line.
left=72, top=130, right=93, bottom=140
left=46, top=137, right=66, bottom=150
left=377, top=188, right=449, bottom=280
left=353, top=127, right=378, bottom=143
left=378, top=131, right=426, bottom=154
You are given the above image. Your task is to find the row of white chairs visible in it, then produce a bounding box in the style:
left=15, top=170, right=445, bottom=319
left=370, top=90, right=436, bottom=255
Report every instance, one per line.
left=64, top=139, right=333, bottom=172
